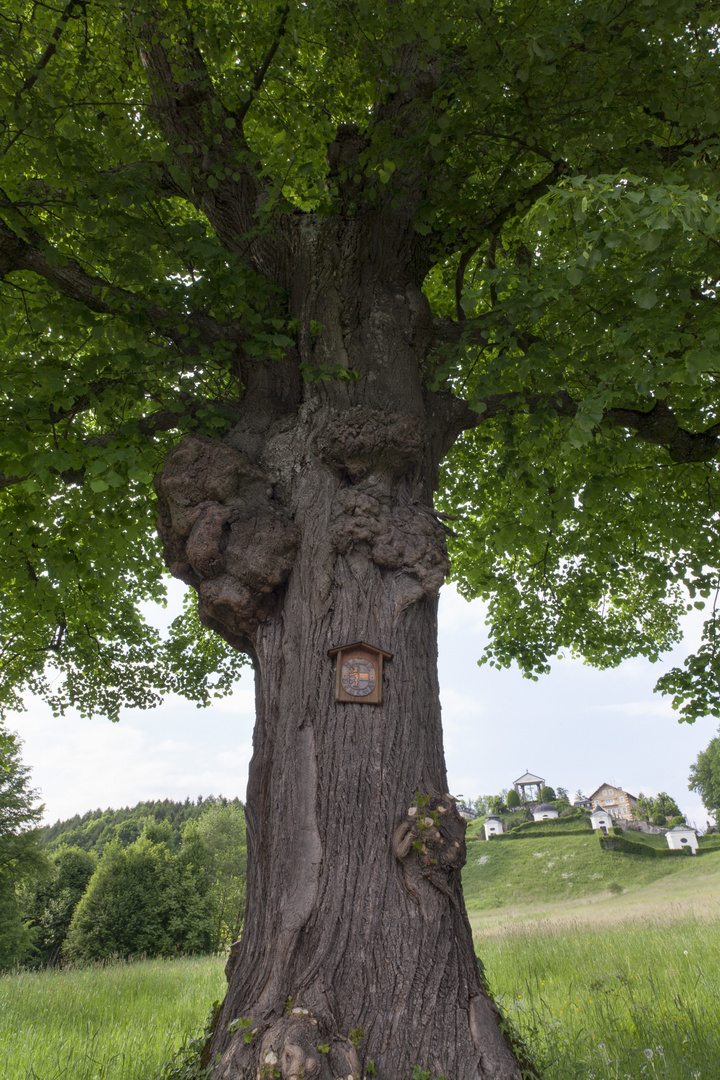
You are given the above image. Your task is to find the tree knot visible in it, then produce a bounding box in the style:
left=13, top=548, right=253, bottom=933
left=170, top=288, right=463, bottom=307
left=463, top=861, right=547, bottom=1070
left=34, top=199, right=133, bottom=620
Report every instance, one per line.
left=392, top=794, right=467, bottom=890
left=315, top=407, right=423, bottom=480
left=156, top=434, right=298, bottom=649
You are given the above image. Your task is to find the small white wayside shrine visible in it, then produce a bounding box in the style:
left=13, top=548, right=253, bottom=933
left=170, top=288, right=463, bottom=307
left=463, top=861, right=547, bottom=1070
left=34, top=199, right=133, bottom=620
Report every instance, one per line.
left=590, top=808, right=613, bottom=834
left=484, top=814, right=504, bottom=839
left=666, top=825, right=698, bottom=854
left=532, top=803, right=559, bottom=822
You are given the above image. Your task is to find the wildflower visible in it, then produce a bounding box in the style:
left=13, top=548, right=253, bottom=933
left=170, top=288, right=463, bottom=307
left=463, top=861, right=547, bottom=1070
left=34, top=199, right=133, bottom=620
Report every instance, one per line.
left=644, top=1049, right=653, bottom=1060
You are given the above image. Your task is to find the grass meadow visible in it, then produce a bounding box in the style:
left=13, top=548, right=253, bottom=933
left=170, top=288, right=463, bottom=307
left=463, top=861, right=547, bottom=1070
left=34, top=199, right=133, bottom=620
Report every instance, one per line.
left=0, top=954, right=225, bottom=1080
left=480, top=915, right=720, bottom=1080
left=3, top=847, right=720, bottom=1080
left=462, top=830, right=720, bottom=910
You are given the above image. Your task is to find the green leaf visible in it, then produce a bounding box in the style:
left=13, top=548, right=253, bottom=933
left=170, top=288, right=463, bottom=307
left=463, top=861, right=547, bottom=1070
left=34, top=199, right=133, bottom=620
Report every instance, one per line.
left=633, top=288, right=657, bottom=309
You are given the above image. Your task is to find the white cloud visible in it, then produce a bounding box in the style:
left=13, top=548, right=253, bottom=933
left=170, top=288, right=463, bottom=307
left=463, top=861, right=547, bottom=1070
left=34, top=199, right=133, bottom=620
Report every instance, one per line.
left=13, top=677, right=256, bottom=822
left=440, top=688, right=486, bottom=724
left=438, top=584, right=488, bottom=636
left=592, top=700, right=676, bottom=719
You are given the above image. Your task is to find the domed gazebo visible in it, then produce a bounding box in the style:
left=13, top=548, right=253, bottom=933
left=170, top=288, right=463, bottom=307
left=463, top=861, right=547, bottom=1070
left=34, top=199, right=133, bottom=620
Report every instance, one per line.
left=532, top=802, right=559, bottom=822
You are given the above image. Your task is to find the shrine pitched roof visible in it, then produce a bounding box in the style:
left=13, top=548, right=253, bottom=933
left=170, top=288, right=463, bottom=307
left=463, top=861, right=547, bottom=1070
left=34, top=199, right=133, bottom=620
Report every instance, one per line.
left=327, top=641, right=393, bottom=659
left=514, top=772, right=545, bottom=785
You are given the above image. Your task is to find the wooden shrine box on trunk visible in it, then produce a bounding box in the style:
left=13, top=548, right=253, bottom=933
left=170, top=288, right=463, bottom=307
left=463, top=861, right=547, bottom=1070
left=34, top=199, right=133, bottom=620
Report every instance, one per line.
left=328, top=641, right=393, bottom=704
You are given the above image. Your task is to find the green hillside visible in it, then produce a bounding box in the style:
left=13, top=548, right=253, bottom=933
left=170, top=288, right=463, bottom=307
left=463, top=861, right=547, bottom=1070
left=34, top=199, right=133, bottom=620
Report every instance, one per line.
left=462, top=830, right=720, bottom=911
left=42, top=796, right=242, bottom=854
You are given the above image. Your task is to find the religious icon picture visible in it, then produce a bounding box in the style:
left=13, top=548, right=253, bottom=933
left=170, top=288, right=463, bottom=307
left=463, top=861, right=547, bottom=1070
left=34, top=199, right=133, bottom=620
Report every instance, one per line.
left=328, top=641, right=393, bottom=704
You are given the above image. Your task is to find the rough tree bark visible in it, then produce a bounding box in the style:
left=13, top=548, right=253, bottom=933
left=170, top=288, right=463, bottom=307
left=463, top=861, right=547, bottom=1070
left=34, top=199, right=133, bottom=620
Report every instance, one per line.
left=155, top=211, right=531, bottom=1080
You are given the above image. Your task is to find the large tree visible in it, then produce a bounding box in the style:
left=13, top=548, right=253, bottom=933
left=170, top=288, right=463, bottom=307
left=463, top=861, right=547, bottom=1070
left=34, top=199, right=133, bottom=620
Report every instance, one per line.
left=0, top=733, right=46, bottom=967
left=1, top=1, right=719, bottom=1076
left=689, top=730, right=720, bottom=822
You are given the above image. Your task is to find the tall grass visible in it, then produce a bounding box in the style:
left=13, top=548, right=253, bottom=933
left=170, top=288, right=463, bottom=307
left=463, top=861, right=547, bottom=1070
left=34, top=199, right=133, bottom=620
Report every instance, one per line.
left=0, top=955, right=226, bottom=1080
left=481, top=916, right=720, bottom=1080
left=3, top=918, right=719, bottom=1080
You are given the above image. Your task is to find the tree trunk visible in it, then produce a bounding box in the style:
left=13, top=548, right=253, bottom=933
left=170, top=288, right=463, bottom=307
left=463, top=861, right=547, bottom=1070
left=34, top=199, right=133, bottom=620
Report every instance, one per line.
left=155, top=215, right=531, bottom=1080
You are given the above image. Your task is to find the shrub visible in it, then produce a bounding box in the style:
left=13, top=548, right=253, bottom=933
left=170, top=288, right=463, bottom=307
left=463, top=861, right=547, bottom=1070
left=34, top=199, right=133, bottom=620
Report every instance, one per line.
left=597, top=831, right=680, bottom=858
left=195, top=803, right=247, bottom=950
left=540, top=786, right=556, bottom=802
left=506, top=790, right=521, bottom=809
left=506, top=810, right=587, bottom=836
left=64, top=830, right=213, bottom=960
left=22, top=845, right=97, bottom=966
left=494, top=815, right=591, bottom=841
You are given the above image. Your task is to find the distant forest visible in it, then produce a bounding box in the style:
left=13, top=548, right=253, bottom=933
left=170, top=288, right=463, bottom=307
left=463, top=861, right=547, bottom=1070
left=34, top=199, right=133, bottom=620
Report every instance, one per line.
left=2, top=795, right=247, bottom=970
left=42, top=795, right=239, bottom=853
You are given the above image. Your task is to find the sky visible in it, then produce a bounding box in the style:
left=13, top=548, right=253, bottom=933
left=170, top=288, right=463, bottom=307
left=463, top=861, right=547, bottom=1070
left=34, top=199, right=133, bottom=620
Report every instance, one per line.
left=11, top=582, right=718, bottom=831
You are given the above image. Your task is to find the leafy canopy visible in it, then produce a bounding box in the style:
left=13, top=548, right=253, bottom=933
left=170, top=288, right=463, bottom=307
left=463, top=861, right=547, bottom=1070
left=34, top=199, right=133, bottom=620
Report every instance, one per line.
left=689, top=731, right=720, bottom=820
left=1, top=0, right=719, bottom=721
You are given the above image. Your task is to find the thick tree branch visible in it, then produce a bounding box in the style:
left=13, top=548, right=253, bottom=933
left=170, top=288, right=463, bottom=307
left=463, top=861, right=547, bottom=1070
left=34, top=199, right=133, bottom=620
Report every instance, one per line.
left=134, top=11, right=294, bottom=286
left=603, top=401, right=720, bottom=463
left=236, top=5, right=290, bottom=124
left=14, top=0, right=80, bottom=104
left=323, top=41, right=449, bottom=233
left=0, top=216, right=241, bottom=353
left=454, top=247, right=477, bottom=322
left=454, top=391, right=720, bottom=464
left=477, top=159, right=570, bottom=239
left=2, top=0, right=81, bottom=157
